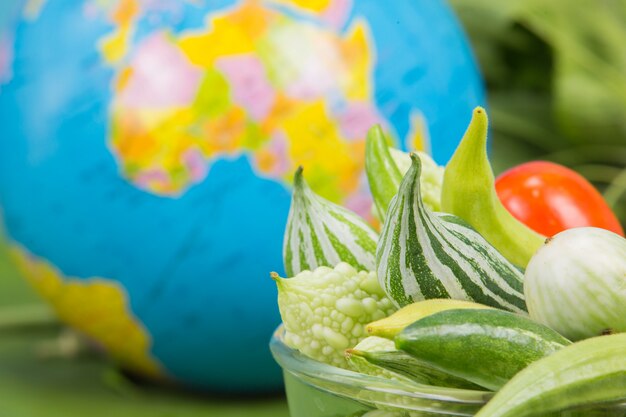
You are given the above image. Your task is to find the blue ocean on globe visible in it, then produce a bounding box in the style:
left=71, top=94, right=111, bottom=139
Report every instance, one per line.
left=0, top=0, right=484, bottom=392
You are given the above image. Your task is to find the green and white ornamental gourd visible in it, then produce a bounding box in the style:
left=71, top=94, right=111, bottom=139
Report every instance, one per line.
left=365, top=124, right=443, bottom=221
left=283, top=167, right=378, bottom=277
left=525, top=227, right=626, bottom=341
left=388, top=148, right=444, bottom=213
left=377, top=154, right=527, bottom=313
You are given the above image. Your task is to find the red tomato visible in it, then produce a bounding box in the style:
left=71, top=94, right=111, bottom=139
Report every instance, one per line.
left=495, top=161, right=624, bottom=237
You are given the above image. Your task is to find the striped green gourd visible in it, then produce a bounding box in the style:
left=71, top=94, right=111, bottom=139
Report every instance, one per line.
left=376, top=153, right=527, bottom=313
left=365, top=124, right=443, bottom=221
left=283, top=167, right=378, bottom=277
left=365, top=125, right=402, bottom=221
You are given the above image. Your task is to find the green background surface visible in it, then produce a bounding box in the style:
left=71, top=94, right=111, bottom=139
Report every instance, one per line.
left=0, top=236, right=290, bottom=417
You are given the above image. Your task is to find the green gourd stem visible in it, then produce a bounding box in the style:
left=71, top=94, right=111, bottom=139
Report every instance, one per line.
left=293, top=165, right=305, bottom=191
left=365, top=124, right=403, bottom=220
left=474, top=333, right=626, bottom=417
left=441, top=107, right=545, bottom=268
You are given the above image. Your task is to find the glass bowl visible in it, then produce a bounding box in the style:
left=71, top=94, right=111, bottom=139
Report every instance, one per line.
left=270, top=326, right=626, bottom=417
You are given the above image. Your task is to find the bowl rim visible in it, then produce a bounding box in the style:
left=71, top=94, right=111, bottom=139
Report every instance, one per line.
left=269, top=324, right=491, bottom=406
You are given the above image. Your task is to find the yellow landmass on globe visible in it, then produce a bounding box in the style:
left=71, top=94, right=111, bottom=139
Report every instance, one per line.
left=407, top=111, right=432, bottom=155
left=179, top=1, right=261, bottom=68
left=97, top=0, right=430, bottom=216
left=282, top=100, right=360, bottom=202
left=99, top=0, right=140, bottom=64
left=10, top=246, right=163, bottom=379
left=269, top=0, right=332, bottom=12
left=103, top=0, right=379, bottom=202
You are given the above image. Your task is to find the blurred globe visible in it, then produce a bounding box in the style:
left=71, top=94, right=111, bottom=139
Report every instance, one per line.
left=0, top=0, right=484, bottom=392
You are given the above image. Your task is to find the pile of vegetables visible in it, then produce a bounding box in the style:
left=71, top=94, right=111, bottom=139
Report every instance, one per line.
left=273, top=108, right=626, bottom=416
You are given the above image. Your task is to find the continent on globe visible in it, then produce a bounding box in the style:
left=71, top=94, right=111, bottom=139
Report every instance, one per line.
left=99, top=0, right=429, bottom=215
left=0, top=0, right=484, bottom=392
left=10, top=245, right=162, bottom=379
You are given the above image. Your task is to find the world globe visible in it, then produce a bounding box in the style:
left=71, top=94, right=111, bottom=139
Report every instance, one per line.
left=0, top=0, right=484, bottom=392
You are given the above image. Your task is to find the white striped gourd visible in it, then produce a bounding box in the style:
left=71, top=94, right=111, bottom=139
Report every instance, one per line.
left=283, top=167, right=378, bottom=277
left=376, top=154, right=527, bottom=313
left=365, top=124, right=443, bottom=221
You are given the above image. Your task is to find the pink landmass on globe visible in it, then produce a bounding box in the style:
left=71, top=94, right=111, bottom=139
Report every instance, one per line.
left=118, top=32, right=202, bottom=109
left=183, top=148, right=208, bottom=181
left=270, top=26, right=342, bottom=100
left=216, top=55, right=276, bottom=121
left=142, top=0, right=183, bottom=13
left=337, top=102, right=383, bottom=140
left=135, top=169, right=170, bottom=189
left=0, top=33, right=14, bottom=86
left=283, top=48, right=339, bottom=100
left=82, top=2, right=100, bottom=19
left=322, top=0, right=353, bottom=29
left=260, top=131, right=290, bottom=178
left=343, top=176, right=374, bottom=218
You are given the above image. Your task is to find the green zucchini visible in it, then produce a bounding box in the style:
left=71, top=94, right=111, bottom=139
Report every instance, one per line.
left=283, top=167, right=378, bottom=276
left=376, top=153, right=527, bottom=313
left=395, top=309, right=571, bottom=391
left=475, top=333, right=626, bottom=417
left=441, top=107, right=544, bottom=268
